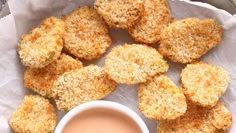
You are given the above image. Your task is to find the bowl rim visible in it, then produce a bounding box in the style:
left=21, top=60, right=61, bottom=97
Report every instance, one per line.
left=54, top=100, right=149, bottom=133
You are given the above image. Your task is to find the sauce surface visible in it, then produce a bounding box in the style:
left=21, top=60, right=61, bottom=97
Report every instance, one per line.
left=62, top=108, right=142, bottom=133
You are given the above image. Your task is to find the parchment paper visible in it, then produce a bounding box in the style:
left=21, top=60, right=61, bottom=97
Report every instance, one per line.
left=1, top=0, right=236, bottom=132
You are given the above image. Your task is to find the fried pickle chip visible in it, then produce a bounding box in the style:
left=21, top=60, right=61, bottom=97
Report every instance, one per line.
left=52, top=65, right=116, bottom=111
left=24, top=54, right=83, bottom=97
left=63, top=6, right=111, bottom=60
left=128, top=0, right=171, bottom=44
left=9, top=95, right=57, bottom=133
left=18, top=17, right=65, bottom=68
left=157, top=102, right=232, bottom=133
left=105, top=44, right=169, bottom=84
left=139, top=75, right=187, bottom=120
left=94, top=0, right=144, bottom=29
left=158, top=18, right=223, bottom=64
left=181, top=62, right=229, bottom=107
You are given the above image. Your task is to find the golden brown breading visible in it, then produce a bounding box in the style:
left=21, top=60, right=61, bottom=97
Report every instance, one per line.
left=9, top=95, right=57, bottom=133
left=24, top=54, right=83, bottom=97
left=52, top=65, right=116, bottom=111
left=158, top=18, right=223, bottom=64
left=170, top=17, right=177, bottom=23
left=18, top=17, right=65, bottom=68
left=63, top=6, right=111, bottom=60
left=181, top=62, right=229, bottom=107
left=157, top=102, right=232, bottom=133
left=128, top=0, right=171, bottom=44
left=104, top=44, right=169, bottom=84
left=139, top=75, right=187, bottom=120
left=94, top=0, right=144, bottom=29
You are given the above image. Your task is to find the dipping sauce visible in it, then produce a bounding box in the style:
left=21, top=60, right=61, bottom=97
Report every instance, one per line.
left=62, top=108, right=142, bottom=133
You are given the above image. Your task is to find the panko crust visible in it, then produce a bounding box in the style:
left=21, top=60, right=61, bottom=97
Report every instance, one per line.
left=63, top=6, right=112, bottom=60
left=181, top=62, right=229, bottom=107
left=139, top=75, right=187, bottom=120
left=52, top=65, right=116, bottom=111
left=9, top=95, right=57, bottom=133
left=208, top=102, right=232, bottom=131
left=18, top=17, right=65, bottom=68
left=94, top=0, right=144, bottom=29
left=157, top=102, right=232, bottom=133
left=104, top=44, right=169, bottom=84
left=24, top=54, right=83, bottom=98
left=128, top=0, right=171, bottom=44
left=158, top=18, right=223, bottom=64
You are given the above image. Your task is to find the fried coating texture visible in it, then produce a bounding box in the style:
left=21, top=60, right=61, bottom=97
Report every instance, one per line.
left=94, top=0, right=144, bottom=29
left=158, top=18, right=223, bottom=64
left=157, top=102, right=232, bottom=133
left=24, top=54, right=83, bottom=98
left=138, top=75, right=187, bottom=120
left=181, top=62, right=229, bottom=107
left=128, top=0, right=171, bottom=44
left=63, top=6, right=111, bottom=60
left=9, top=95, right=57, bottom=133
left=52, top=65, right=116, bottom=111
left=105, top=44, right=169, bottom=84
left=18, top=17, right=65, bottom=68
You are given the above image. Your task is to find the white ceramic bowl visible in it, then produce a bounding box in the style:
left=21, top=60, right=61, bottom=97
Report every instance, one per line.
left=54, top=100, right=149, bottom=133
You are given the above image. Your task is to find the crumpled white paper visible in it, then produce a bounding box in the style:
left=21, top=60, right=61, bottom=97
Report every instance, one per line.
left=0, top=0, right=236, bottom=132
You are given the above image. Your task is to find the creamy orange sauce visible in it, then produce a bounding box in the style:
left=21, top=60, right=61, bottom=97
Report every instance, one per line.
left=62, top=108, right=142, bottom=133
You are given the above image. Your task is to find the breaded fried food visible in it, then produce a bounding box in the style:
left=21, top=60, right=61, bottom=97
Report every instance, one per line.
left=52, top=65, right=116, bottom=111
left=63, top=6, right=111, bottom=60
left=138, top=75, right=187, bottom=120
left=94, top=0, right=144, bottom=29
left=181, top=62, right=229, bottom=107
left=157, top=102, right=232, bottom=133
left=105, top=44, right=168, bottom=84
left=128, top=0, right=171, bottom=44
left=158, top=18, right=223, bottom=64
left=24, top=54, right=83, bottom=97
left=18, top=17, right=65, bottom=68
left=9, top=95, right=57, bottom=133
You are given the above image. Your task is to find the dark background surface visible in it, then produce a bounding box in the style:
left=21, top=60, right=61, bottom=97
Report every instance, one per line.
left=0, top=0, right=6, bottom=11
left=192, top=0, right=236, bottom=14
